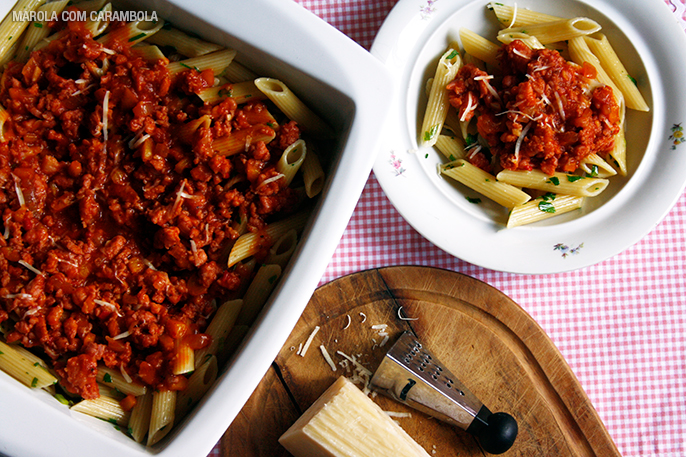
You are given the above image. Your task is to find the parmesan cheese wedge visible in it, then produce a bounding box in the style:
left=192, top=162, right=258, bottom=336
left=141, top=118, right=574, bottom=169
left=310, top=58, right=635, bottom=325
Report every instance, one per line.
left=279, top=376, right=431, bottom=457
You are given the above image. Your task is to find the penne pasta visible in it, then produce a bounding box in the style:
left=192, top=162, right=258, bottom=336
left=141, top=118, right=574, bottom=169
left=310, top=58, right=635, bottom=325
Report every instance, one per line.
left=459, top=28, right=500, bottom=68
left=172, top=338, right=194, bottom=375
left=497, top=17, right=601, bottom=45
left=276, top=139, right=306, bottom=186
left=167, top=48, right=237, bottom=76
left=129, top=391, right=153, bottom=443
left=145, top=27, right=223, bottom=57
left=419, top=45, right=462, bottom=147
left=212, top=125, right=276, bottom=157
left=579, top=153, right=618, bottom=178
left=301, top=146, right=325, bottom=198
left=96, top=366, right=147, bottom=396
left=148, top=390, right=176, bottom=446
left=265, top=229, right=299, bottom=268
left=236, top=263, right=282, bottom=326
left=254, top=77, right=334, bottom=139
left=196, top=81, right=266, bottom=105
left=131, top=44, right=168, bottom=62
left=222, top=61, right=258, bottom=83
left=496, top=32, right=544, bottom=49
left=193, top=299, right=242, bottom=368
left=175, top=355, right=218, bottom=420
left=0, top=0, right=45, bottom=63
left=583, top=33, right=649, bottom=112
left=97, top=19, right=163, bottom=46
left=0, top=340, right=57, bottom=389
left=488, top=2, right=563, bottom=27
left=496, top=169, right=609, bottom=197
left=227, top=210, right=310, bottom=267
left=435, top=134, right=466, bottom=162
left=507, top=194, right=585, bottom=228
left=14, top=0, right=69, bottom=62
left=441, top=160, right=531, bottom=208
left=71, top=394, right=131, bottom=426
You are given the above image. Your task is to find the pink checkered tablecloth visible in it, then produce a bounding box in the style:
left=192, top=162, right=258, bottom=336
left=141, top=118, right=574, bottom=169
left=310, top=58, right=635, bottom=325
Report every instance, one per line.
left=210, top=1, right=686, bottom=456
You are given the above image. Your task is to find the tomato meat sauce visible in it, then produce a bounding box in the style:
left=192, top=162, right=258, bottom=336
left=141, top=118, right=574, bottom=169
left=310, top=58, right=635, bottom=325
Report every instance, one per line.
left=446, top=40, right=621, bottom=176
left=0, top=21, right=301, bottom=399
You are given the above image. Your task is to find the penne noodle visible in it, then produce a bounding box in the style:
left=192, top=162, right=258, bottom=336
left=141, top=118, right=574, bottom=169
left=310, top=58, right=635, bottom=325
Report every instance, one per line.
left=212, top=124, right=276, bottom=157
left=265, top=229, right=298, bottom=269
left=0, top=0, right=45, bottom=63
left=167, top=48, right=237, bottom=77
left=131, top=44, right=168, bottom=62
left=579, top=153, right=617, bottom=178
left=97, top=19, right=164, bottom=46
left=71, top=394, right=131, bottom=426
left=175, top=355, right=218, bottom=420
left=441, top=160, right=531, bottom=208
left=276, top=139, right=306, bottom=186
left=235, top=263, right=282, bottom=326
left=171, top=338, right=194, bottom=375
left=496, top=32, right=544, bottom=49
left=147, top=390, right=175, bottom=446
left=145, top=27, right=223, bottom=57
left=497, top=17, right=601, bottom=45
left=227, top=210, right=310, bottom=267
left=129, top=391, right=153, bottom=443
left=96, top=366, right=147, bottom=396
left=567, top=36, right=623, bottom=101
left=507, top=194, right=585, bottom=228
left=435, top=134, right=466, bottom=162
left=496, top=169, right=609, bottom=197
left=197, top=81, right=266, bottom=105
left=301, top=144, right=325, bottom=198
left=419, top=45, right=462, bottom=147
left=177, top=114, right=211, bottom=144
left=0, top=340, right=57, bottom=389
left=488, top=2, right=563, bottom=27
left=459, top=28, right=500, bottom=69
left=193, top=299, right=242, bottom=368
left=583, top=33, right=649, bottom=112
left=222, top=61, right=258, bottom=83
left=608, top=121, right=627, bottom=176
left=254, top=77, right=334, bottom=139
left=14, top=0, right=69, bottom=62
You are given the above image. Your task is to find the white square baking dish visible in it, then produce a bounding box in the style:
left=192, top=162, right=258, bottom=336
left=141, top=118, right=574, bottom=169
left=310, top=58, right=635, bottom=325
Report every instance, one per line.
left=0, top=0, right=392, bottom=456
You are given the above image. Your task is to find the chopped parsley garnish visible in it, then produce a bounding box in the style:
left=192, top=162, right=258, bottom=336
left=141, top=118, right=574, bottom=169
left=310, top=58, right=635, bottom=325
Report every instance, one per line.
left=587, top=165, right=599, bottom=177
left=546, top=177, right=560, bottom=186
left=424, top=124, right=439, bottom=142
left=566, top=175, right=584, bottom=182
left=31, top=377, right=38, bottom=387
left=33, top=23, right=43, bottom=28
left=55, top=394, right=72, bottom=406
left=446, top=50, right=459, bottom=60
left=628, top=75, right=637, bottom=86
left=425, top=153, right=429, bottom=158
left=538, top=201, right=556, bottom=213
left=128, top=33, right=147, bottom=42
left=103, top=372, right=113, bottom=383
left=465, top=133, right=478, bottom=146
left=268, top=275, right=278, bottom=284
left=448, top=154, right=456, bottom=161
left=466, top=197, right=482, bottom=204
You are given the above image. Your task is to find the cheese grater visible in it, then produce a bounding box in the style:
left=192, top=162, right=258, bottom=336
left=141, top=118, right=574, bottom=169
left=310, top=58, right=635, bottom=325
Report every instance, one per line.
left=370, top=331, right=518, bottom=454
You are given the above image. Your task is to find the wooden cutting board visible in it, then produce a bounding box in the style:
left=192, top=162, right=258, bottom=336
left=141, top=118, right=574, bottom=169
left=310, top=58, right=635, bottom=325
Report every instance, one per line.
left=220, top=266, right=620, bottom=456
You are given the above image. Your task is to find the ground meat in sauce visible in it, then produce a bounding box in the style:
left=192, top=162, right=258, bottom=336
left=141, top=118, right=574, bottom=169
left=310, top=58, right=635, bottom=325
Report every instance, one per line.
left=0, top=20, right=302, bottom=398
left=446, top=40, right=621, bottom=176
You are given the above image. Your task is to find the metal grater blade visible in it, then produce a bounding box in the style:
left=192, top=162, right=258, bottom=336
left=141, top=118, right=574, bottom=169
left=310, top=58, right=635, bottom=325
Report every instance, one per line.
left=370, top=331, right=483, bottom=429
left=370, top=331, right=518, bottom=454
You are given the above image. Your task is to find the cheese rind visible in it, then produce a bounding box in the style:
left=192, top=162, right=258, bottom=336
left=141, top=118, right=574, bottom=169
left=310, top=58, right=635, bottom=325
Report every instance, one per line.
left=279, top=376, right=431, bottom=457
